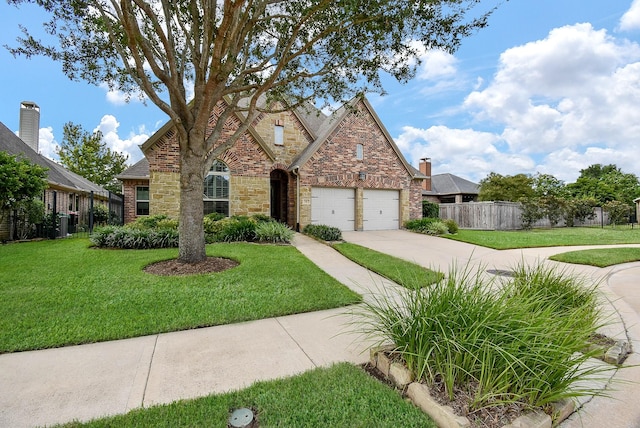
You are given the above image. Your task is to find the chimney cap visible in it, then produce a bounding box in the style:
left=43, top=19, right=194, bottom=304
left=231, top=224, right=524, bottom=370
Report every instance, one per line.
left=420, top=157, right=431, bottom=162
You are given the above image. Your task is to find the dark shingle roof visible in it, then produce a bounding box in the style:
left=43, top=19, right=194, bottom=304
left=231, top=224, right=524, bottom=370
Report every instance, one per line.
left=0, top=121, right=107, bottom=193
left=117, top=158, right=149, bottom=179
left=430, top=173, right=479, bottom=195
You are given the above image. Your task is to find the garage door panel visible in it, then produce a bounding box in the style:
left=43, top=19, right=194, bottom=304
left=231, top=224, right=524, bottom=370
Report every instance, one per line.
left=363, top=189, right=399, bottom=230
left=311, top=187, right=355, bottom=231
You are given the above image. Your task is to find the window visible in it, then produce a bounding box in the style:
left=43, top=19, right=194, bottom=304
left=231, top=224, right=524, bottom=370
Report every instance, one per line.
left=136, top=186, right=150, bottom=216
left=204, top=160, right=230, bottom=216
left=356, top=143, right=364, bottom=160
left=274, top=123, right=284, bottom=145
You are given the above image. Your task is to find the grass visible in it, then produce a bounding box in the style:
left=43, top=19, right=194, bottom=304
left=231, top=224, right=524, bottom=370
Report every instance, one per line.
left=0, top=239, right=361, bottom=353
left=355, top=261, right=607, bottom=412
left=550, top=247, right=640, bottom=267
left=333, top=242, right=443, bottom=289
left=59, top=363, right=435, bottom=427
left=442, top=226, right=640, bottom=249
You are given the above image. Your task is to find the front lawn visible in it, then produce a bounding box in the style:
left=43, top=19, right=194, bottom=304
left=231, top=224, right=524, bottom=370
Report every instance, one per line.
left=333, top=242, right=443, bottom=289
left=443, top=226, right=640, bottom=249
left=550, top=247, right=640, bottom=267
left=0, top=239, right=361, bottom=353
left=59, top=363, right=435, bottom=427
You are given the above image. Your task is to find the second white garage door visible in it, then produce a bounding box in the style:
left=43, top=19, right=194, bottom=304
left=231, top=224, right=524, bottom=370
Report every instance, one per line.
left=363, top=189, right=400, bottom=230
left=311, top=187, right=355, bottom=231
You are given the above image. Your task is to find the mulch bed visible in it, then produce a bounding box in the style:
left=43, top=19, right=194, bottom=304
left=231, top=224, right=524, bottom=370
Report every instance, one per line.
left=361, top=360, right=531, bottom=428
left=144, top=257, right=239, bottom=276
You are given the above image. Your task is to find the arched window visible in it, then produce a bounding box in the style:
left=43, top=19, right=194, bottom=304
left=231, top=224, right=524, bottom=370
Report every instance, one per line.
left=203, top=160, right=230, bottom=216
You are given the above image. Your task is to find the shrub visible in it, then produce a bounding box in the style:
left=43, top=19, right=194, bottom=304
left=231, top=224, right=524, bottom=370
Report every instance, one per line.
left=221, top=217, right=257, bottom=242
left=443, top=219, right=458, bottom=234
left=204, top=212, right=226, bottom=222
left=356, top=262, right=605, bottom=412
left=126, top=214, right=172, bottom=230
left=303, top=224, right=342, bottom=241
left=255, top=221, right=294, bottom=243
left=404, top=218, right=449, bottom=235
left=251, top=213, right=273, bottom=223
left=422, top=200, right=439, bottom=218
left=91, top=205, right=110, bottom=225
left=90, top=226, right=179, bottom=249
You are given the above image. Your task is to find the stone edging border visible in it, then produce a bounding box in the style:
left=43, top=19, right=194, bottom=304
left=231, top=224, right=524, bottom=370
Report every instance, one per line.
left=369, top=341, right=631, bottom=428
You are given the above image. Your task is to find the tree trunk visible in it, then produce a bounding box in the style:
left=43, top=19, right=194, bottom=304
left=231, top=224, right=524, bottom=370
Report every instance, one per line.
left=178, top=149, right=207, bottom=263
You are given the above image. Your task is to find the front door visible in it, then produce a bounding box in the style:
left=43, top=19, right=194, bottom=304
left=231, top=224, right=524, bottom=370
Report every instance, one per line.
left=270, top=170, right=288, bottom=223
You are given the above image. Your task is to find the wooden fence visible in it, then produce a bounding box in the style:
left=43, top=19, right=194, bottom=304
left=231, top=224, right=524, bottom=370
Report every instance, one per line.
left=438, top=201, right=609, bottom=230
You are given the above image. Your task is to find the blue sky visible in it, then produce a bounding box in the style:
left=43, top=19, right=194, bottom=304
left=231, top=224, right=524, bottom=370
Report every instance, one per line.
left=1, top=0, right=639, bottom=184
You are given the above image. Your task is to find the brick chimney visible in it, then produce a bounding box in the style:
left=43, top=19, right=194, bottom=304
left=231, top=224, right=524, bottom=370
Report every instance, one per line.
left=419, top=157, right=432, bottom=191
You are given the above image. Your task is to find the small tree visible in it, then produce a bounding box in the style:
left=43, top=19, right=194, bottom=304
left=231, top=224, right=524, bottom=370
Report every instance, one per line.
left=520, top=198, right=544, bottom=230
left=603, top=200, right=630, bottom=226
left=0, top=152, right=48, bottom=239
left=58, top=122, right=128, bottom=193
left=564, top=197, right=598, bottom=227
left=13, top=199, right=45, bottom=239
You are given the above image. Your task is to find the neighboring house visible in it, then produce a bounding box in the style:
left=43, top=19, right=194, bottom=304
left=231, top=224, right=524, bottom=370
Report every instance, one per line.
left=419, top=158, right=479, bottom=204
left=117, top=96, right=426, bottom=231
left=0, top=121, right=115, bottom=240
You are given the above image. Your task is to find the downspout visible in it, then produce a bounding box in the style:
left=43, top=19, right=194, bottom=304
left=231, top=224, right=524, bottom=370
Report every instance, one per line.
left=292, top=166, right=300, bottom=231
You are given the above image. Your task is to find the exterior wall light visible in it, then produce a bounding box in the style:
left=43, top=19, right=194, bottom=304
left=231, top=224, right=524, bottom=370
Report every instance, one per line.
left=359, top=171, right=366, bottom=180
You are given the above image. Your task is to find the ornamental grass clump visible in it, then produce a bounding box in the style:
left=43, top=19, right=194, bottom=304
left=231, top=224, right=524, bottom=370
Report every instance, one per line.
left=356, top=261, right=607, bottom=413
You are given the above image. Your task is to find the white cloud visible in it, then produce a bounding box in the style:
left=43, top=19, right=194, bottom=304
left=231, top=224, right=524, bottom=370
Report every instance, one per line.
left=38, top=127, right=59, bottom=160
left=620, top=0, right=640, bottom=32
left=417, top=49, right=459, bottom=80
left=395, top=125, right=530, bottom=182
left=461, top=23, right=640, bottom=172
left=94, top=115, right=149, bottom=163
left=99, top=83, right=146, bottom=106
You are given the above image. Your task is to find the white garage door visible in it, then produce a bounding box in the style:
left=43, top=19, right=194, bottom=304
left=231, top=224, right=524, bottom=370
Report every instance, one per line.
left=311, top=187, right=355, bottom=231
left=363, top=189, right=400, bottom=230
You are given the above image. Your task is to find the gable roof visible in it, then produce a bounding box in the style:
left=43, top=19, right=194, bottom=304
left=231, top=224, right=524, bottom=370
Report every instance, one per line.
left=426, top=173, right=479, bottom=196
left=0, top=121, right=107, bottom=194
left=117, top=157, right=149, bottom=180
left=290, top=96, right=426, bottom=179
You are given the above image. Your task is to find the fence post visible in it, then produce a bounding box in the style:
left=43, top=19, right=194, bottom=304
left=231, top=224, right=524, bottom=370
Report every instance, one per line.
left=89, top=191, right=94, bottom=234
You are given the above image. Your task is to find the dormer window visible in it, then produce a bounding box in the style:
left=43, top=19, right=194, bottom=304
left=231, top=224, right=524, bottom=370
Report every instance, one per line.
left=274, top=120, right=284, bottom=145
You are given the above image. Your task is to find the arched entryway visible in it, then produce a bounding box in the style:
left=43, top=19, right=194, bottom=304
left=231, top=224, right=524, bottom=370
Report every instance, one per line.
left=270, top=169, right=288, bottom=223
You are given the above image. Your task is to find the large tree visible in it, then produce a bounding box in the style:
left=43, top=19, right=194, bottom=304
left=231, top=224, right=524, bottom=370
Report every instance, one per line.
left=478, top=172, right=534, bottom=202
left=58, top=122, right=128, bottom=193
left=567, top=164, right=640, bottom=207
left=7, top=0, right=500, bottom=263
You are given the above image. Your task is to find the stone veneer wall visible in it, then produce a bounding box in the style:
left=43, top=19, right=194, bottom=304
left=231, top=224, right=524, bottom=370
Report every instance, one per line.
left=230, top=176, right=270, bottom=216
left=252, top=109, right=314, bottom=166
left=150, top=171, right=181, bottom=219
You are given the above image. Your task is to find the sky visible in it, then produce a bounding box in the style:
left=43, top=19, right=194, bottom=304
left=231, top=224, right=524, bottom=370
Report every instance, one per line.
left=0, top=0, right=639, bottom=184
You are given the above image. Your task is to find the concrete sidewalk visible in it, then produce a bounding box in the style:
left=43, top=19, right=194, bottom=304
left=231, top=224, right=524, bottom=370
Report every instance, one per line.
left=1, top=231, right=640, bottom=427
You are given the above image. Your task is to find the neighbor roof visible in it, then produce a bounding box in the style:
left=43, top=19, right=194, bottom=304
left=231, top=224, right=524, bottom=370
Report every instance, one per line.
left=0, top=121, right=107, bottom=194
left=426, top=173, right=479, bottom=196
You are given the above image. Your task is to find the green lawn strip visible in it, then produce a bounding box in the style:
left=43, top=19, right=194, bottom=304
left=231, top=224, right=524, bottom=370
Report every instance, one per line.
left=549, top=247, right=640, bottom=267
left=333, top=242, right=443, bottom=289
left=442, top=226, right=640, bottom=249
left=0, top=239, right=361, bottom=353
left=59, top=363, right=435, bottom=428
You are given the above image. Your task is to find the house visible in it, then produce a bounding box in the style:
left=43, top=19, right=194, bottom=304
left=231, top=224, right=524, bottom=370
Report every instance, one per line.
left=117, top=96, right=426, bottom=231
left=0, top=121, right=116, bottom=240
left=419, top=158, right=479, bottom=204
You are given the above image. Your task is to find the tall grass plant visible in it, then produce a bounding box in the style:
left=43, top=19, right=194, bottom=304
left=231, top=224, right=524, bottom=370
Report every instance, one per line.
left=355, top=261, right=607, bottom=412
